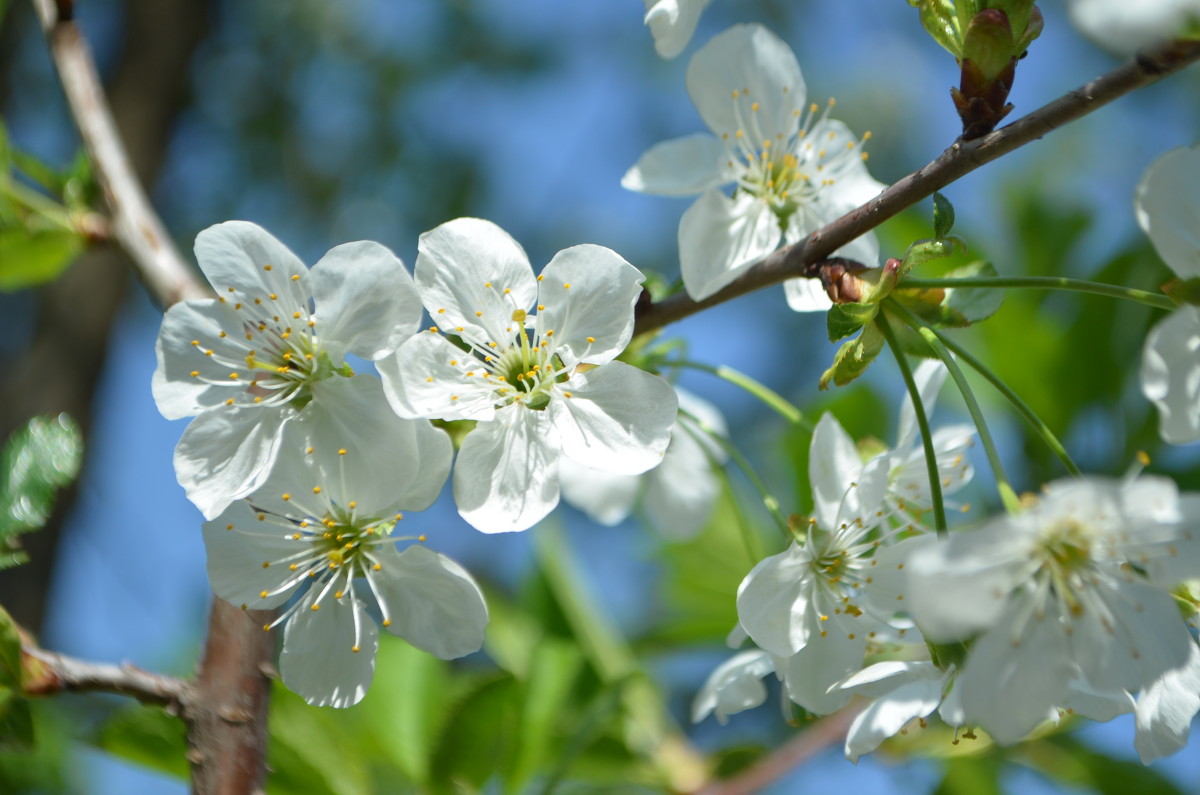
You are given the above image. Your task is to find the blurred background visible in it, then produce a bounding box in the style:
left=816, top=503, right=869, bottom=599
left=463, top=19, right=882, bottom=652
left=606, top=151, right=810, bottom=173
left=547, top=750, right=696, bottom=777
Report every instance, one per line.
left=1, top=0, right=1199, bottom=792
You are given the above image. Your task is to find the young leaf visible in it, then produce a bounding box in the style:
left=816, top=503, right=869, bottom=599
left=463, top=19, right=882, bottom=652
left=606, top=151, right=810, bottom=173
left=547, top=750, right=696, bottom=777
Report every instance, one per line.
left=0, top=414, right=83, bottom=569
left=0, top=228, right=84, bottom=292
left=942, top=261, right=1005, bottom=324
left=933, top=192, right=956, bottom=239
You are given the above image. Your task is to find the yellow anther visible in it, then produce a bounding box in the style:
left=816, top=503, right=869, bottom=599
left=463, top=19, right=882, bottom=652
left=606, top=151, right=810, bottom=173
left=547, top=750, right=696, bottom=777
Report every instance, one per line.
left=269, top=293, right=277, bottom=300
left=291, top=274, right=300, bottom=281
left=257, top=513, right=266, bottom=521
left=429, top=326, right=438, bottom=333
left=313, top=486, right=322, bottom=494
left=545, top=329, right=554, bottom=337
left=395, top=513, right=403, bottom=521
left=307, top=320, right=315, bottom=328
left=310, top=604, right=320, bottom=611
left=456, top=326, right=464, bottom=332
left=306, top=446, right=314, bottom=454
left=750, top=101, right=759, bottom=112
left=537, top=274, right=544, bottom=281
left=862, top=131, right=872, bottom=142
left=226, top=523, right=234, bottom=530
left=191, top=340, right=200, bottom=346
left=451, top=395, right=459, bottom=401
left=1136, top=450, right=1151, bottom=466
left=475, top=311, right=483, bottom=317
left=234, top=303, right=242, bottom=310
left=260, top=590, right=268, bottom=598
left=382, top=619, right=391, bottom=626
left=735, top=129, right=744, bottom=139
left=450, top=359, right=458, bottom=366
left=254, top=298, right=262, bottom=305
left=563, top=391, right=572, bottom=398
left=731, top=89, right=739, bottom=98
left=218, top=331, right=227, bottom=338
left=586, top=336, right=595, bottom=343
left=810, top=102, right=819, bottom=113
left=261, top=561, right=270, bottom=569
left=503, top=288, right=511, bottom=295
left=293, top=311, right=302, bottom=319
left=348, top=501, right=357, bottom=509
left=426, top=376, right=433, bottom=382
left=227, top=287, right=235, bottom=293
left=225, top=398, right=234, bottom=406
left=253, top=397, right=263, bottom=404
left=484, top=281, right=491, bottom=288
left=338, top=448, right=347, bottom=456
left=190, top=370, right=200, bottom=377
left=437, top=308, right=446, bottom=314
left=512, top=309, right=527, bottom=322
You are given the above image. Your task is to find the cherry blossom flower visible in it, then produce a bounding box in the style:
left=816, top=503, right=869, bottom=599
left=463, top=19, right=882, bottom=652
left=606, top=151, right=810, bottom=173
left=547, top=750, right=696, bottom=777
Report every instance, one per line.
left=201, top=422, right=484, bottom=708
left=622, top=24, right=884, bottom=303
left=904, top=475, right=1200, bottom=744
left=558, top=386, right=727, bottom=539
left=1136, top=143, right=1200, bottom=444
left=691, top=648, right=777, bottom=725
left=378, top=218, right=677, bottom=534
left=643, top=0, right=712, bottom=59
left=153, top=221, right=438, bottom=519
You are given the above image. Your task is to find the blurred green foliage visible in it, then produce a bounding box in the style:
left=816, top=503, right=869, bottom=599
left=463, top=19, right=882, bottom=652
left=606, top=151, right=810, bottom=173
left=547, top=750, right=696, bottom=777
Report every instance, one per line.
left=0, top=414, right=83, bottom=570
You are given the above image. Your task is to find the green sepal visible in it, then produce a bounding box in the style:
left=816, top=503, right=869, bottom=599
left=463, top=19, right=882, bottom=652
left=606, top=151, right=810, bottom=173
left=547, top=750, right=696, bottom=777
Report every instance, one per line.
left=932, top=192, right=956, bottom=239
left=0, top=607, right=32, bottom=752
left=826, top=302, right=879, bottom=342
left=819, top=321, right=885, bottom=389
left=913, top=0, right=963, bottom=57
left=962, top=9, right=1016, bottom=82
left=900, top=237, right=964, bottom=273
left=1162, top=276, right=1200, bottom=306
left=927, top=639, right=971, bottom=671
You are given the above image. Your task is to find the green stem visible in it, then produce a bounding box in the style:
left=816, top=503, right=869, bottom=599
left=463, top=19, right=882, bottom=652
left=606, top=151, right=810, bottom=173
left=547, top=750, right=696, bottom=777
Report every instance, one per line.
left=875, top=314, right=948, bottom=536
left=900, top=276, right=1176, bottom=311
left=681, top=407, right=790, bottom=541
left=886, top=301, right=1022, bottom=515
left=666, top=360, right=810, bottom=429
left=931, top=329, right=1081, bottom=477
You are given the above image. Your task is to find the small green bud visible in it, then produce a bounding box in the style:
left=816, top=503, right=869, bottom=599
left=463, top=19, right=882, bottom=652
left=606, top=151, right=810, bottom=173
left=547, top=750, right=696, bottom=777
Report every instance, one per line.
left=932, top=192, right=956, bottom=239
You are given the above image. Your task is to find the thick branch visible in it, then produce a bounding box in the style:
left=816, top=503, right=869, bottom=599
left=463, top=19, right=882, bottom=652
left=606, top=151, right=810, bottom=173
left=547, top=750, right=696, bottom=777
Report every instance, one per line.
left=31, top=0, right=207, bottom=307
left=24, top=646, right=190, bottom=708
left=633, top=37, right=1200, bottom=336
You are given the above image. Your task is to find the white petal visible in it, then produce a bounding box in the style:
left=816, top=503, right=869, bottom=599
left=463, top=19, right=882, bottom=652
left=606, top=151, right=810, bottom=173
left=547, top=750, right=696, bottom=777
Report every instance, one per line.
left=194, top=221, right=309, bottom=307
left=643, top=0, right=712, bottom=59
left=378, top=332, right=500, bottom=422
left=736, top=542, right=812, bottom=657
left=622, top=133, right=733, bottom=196
left=558, top=458, right=640, bottom=526
left=1136, top=145, right=1200, bottom=279
left=280, top=594, right=378, bottom=708
left=839, top=663, right=944, bottom=762
left=686, top=24, right=806, bottom=142
left=454, top=406, right=560, bottom=533
left=782, top=278, right=833, bottom=313
left=371, top=545, right=488, bottom=659
left=1069, top=0, right=1200, bottom=55
left=1140, top=307, right=1200, bottom=445
left=895, top=360, right=949, bottom=452
left=300, top=376, right=452, bottom=513
left=152, top=299, right=254, bottom=420
left=202, top=503, right=305, bottom=609
left=536, top=245, right=644, bottom=366
left=309, top=241, right=423, bottom=361
left=551, top=362, right=677, bottom=475
left=834, top=660, right=943, bottom=698
left=1135, top=638, right=1200, bottom=763
left=415, top=218, right=537, bottom=347
left=808, top=413, right=863, bottom=531
left=691, top=649, right=776, bottom=724
left=174, top=405, right=293, bottom=519
left=864, top=534, right=938, bottom=607
left=644, top=415, right=723, bottom=539
left=958, top=595, right=1075, bottom=745
left=780, top=610, right=866, bottom=714
left=1061, top=679, right=1134, bottom=723
left=679, top=190, right=780, bottom=300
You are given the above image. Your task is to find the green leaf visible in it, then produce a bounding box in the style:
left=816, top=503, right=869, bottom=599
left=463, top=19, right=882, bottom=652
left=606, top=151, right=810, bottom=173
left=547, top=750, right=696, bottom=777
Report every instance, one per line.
left=935, top=754, right=1002, bottom=795
left=431, top=675, right=521, bottom=792
left=943, top=261, right=1005, bottom=324
left=0, top=607, right=21, bottom=693
left=363, top=636, right=449, bottom=786
left=507, top=638, right=584, bottom=792
left=92, top=705, right=188, bottom=780
left=901, top=238, right=962, bottom=272
left=1021, top=734, right=1187, bottom=795
left=0, top=227, right=84, bottom=291
left=932, top=192, right=956, bottom=239
left=0, top=414, right=83, bottom=569
left=267, top=682, right=374, bottom=795
left=0, top=696, right=32, bottom=753
left=826, top=302, right=878, bottom=342
left=819, top=321, right=886, bottom=389
left=916, top=0, right=963, bottom=57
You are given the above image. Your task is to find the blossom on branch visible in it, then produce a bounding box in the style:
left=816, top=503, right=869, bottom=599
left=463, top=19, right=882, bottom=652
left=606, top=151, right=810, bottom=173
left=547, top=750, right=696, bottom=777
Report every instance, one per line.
left=1067, top=0, right=1200, bottom=54
left=379, top=218, right=677, bottom=534
left=622, top=23, right=884, bottom=304
left=202, top=422, right=485, bottom=708
left=1136, top=143, right=1200, bottom=444
left=153, top=221, right=436, bottom=519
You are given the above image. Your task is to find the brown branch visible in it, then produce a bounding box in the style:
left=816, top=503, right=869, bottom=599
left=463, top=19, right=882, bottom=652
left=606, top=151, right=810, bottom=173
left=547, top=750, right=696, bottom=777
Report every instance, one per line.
left=23, top=646, right=190, bottom=709
left=32, top=3, right=273, bottom=793
left=693, top=705, right=861, bottom=795
left=633, top=37, right=1200, bottom=337
left=31, top=0, right=207, bottom=307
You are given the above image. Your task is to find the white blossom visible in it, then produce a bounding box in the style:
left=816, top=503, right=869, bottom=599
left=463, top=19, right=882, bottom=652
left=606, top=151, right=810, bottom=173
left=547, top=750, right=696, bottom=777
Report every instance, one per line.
left=202, top=423, right=484, bottom=708
left=1067, top=0, right=1200, bottom=54
left=691, top=649, right=777, bottom=725
left=1136, top=144, right=1200, bottom=444
left=378, top=218, right=677, bottom=534
left=153, top=221, right=436, bottom=519
left=558, top=387, right=727, bottom=539
left=643, top=0, right=712, bottom=59
left=1134, top=636, right=1200, bottom=763
left=904, top=476, right=1200, bottom=745
left=622, top=24, right=883, bottom=303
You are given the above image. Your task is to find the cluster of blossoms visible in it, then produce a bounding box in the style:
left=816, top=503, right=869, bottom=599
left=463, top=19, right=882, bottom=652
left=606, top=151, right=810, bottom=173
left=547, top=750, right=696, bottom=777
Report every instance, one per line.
left=155, top=219, right=681, bottom=705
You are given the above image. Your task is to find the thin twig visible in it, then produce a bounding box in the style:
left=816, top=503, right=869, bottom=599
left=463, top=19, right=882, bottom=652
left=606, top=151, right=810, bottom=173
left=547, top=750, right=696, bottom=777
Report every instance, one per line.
left=633, top=37, right=1200, bottom=337
left=31, top=0, right=207, bottom=307
left=23, top=646, right=190, bottom=708
left=693, top=705, right=861, bottom=795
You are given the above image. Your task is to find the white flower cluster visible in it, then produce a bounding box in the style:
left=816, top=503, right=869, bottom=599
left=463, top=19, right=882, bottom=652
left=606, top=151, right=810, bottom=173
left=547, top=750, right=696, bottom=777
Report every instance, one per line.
left=695, top=361, right=1200, bottom=764
left=154, top=218, right=680, bottom=706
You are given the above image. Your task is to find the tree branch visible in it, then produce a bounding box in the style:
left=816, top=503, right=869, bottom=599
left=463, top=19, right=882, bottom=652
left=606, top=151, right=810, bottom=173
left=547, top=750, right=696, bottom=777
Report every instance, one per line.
left=32, top=3, right=273, bottom=793
left=633, top=37, right=1200, bottom=337
left=23, top=646, right=190, bottom=709
left=31, top=0, right=207, bottom=307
